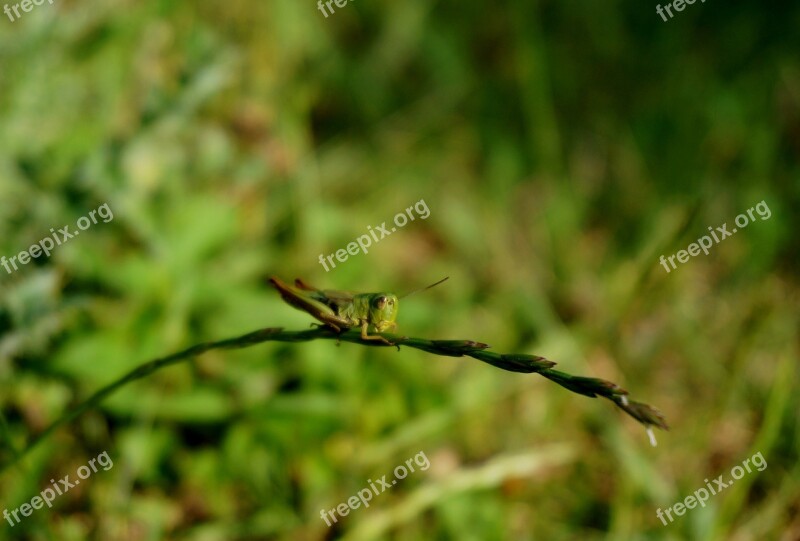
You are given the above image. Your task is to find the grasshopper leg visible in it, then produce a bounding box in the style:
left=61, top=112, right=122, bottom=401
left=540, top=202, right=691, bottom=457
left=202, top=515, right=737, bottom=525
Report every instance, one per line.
left=386, top=322, right=401, bottom=350
left=270, top=276, right=351, bottom=330
left=360, top=321, right=394, bottom=346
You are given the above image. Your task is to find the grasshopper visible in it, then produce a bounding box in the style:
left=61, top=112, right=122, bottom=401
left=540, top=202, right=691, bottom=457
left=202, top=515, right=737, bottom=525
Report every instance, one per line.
left=269, top=276, right=448, bottom=346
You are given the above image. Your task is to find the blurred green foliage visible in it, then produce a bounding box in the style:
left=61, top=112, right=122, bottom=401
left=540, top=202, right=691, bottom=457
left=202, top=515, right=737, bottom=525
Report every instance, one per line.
left=0, top=0, right=798, bottom=539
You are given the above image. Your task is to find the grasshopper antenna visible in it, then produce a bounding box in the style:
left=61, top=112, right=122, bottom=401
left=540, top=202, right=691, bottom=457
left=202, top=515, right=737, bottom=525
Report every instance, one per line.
left=399, top=277, right=449, bottom=299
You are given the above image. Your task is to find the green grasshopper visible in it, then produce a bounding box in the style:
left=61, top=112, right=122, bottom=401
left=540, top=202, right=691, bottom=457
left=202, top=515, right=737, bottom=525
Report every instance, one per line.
left=269, top=276, right=448, bottom=345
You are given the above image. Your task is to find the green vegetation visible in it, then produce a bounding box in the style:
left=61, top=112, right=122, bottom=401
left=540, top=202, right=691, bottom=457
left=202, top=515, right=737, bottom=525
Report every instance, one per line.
left=0, top=0, right=798, bottom=539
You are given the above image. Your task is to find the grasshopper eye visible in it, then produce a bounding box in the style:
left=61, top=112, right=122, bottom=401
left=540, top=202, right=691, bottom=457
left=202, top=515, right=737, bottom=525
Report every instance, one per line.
left=374, top=296, right=387, bottom=309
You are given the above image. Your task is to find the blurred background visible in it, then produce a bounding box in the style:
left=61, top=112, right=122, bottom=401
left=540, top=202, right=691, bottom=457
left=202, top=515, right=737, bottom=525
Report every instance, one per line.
left=1, top=0, right=798, bottom=539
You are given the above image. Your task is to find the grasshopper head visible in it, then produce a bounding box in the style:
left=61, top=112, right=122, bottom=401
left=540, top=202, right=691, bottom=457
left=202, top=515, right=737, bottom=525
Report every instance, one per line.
left=369, top=294, right=398, bottom=332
